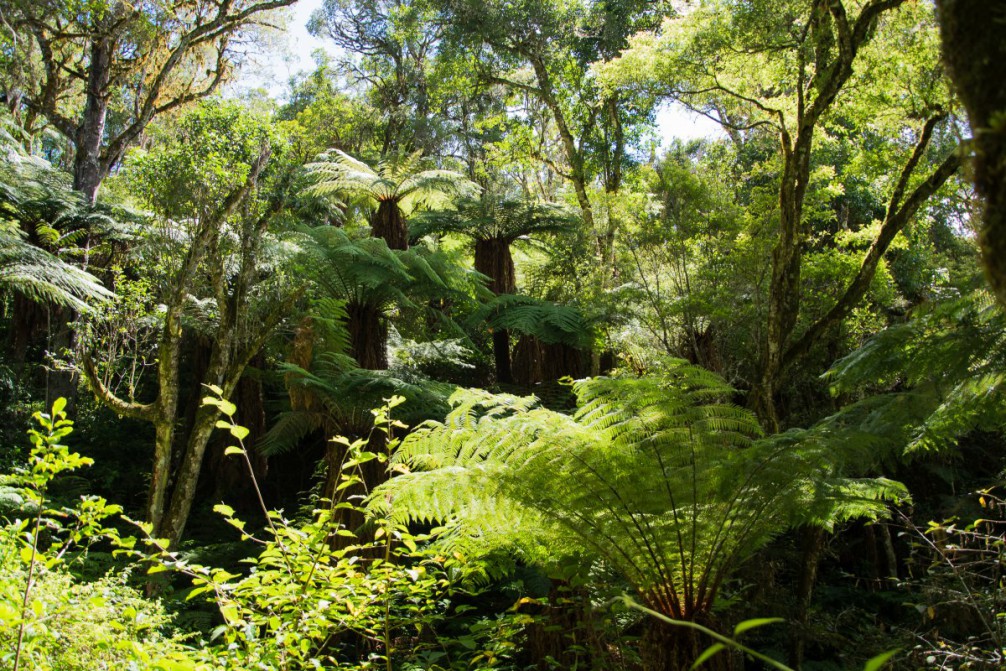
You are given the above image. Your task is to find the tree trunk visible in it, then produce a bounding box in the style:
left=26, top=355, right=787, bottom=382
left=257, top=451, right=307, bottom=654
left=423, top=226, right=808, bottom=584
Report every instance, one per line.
left=524, top=581, right=594, bottom=670
left=10, top=293, right=45, bottom=364
left=209, top=357, right=268, bottom=502
left=158, top=401, right=225, bottom=543
left=528, top=56, right=596, bottom=240
left=46, top=38, right=113, bottom=414
left=936, top=0, right=1006, bottom=307
left=45, top=305, right=78, bottom=412
left=474, top=238, right=516, bottom=295
left=475, top=238, right=516, bottom=384
left=491, top=330, right=513, bottom=385
left=754, top=132, right=813, bottom=431
left=372, top=200, right=409, bottom=251
left=640, top=616, right=731, bottom=671
left=347, top=301, right=389, bottom=371
left=788, top=526, right=827, bottom=670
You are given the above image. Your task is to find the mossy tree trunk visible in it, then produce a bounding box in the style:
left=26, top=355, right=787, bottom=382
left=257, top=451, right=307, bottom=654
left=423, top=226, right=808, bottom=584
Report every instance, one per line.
left=936, top=0, right=1006, bottom=306
left=83, top=148, right=293, bottom=547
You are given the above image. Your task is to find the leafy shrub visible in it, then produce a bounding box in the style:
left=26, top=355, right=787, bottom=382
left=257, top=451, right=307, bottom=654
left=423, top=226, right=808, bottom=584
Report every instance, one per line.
left=126, top=392, right=516, bottom=671
left=0, top=400, right=193, bottom=670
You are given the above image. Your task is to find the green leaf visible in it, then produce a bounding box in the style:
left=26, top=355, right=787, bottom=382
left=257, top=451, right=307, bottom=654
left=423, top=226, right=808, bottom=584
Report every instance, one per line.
left=691, top=643, right=726, bottom=669
left=229, top=425, right=250, bottom=440
left=51, top=397, right=67, bottom=416
left=863, top=650, right=899, bottom=671
left=733, top=617, right=784, bottom=637
left=213, top=503, right=235, bottom=517
left=224, top=446, right=245, bottom=456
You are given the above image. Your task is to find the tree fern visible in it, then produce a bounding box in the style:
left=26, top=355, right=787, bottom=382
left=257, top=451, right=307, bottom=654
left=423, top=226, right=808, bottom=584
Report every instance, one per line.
left=373, top=360, right=908, bottom=623
left=0, top=138, right=112, bottom=309
left=470, top=294, right=594, bottom=348
left=305, top=150, right=478, bottom=249
left=824, top=288, right=1006, bottom=455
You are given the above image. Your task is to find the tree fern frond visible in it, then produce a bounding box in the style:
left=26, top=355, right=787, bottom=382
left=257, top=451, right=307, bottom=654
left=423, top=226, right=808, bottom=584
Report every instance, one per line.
left=372, top=364, right=893, bottom=620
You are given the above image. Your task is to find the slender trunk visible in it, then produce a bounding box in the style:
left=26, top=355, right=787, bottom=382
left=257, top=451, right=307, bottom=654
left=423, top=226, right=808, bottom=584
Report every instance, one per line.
left=148, top=418, right=175, bottom=534
left=782, top=116, right=958, bottom=370
left=158, top=401, right=224, bottom=543
left=146, top=301, right=184, bottom=534
left=754, top=127, right=813, bottom=431
left=527, top=56, right=595, bottom=237
left=788, top=526, right=827, bottom=670
left=600, top=94, right=624, bottom=277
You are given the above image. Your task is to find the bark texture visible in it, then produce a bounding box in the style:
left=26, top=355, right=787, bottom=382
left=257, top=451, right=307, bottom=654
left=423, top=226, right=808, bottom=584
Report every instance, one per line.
left=475, top=237, right=516, bottom=384
left=372, top=200, right=409, bottom=251
left=347, top=301, right=389, bottom=371
left=936, top=0, right=1006, bottom=305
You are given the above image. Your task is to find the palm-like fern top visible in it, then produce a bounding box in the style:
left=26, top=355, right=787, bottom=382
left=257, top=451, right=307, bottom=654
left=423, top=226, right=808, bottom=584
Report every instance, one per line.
left=307, top=150, right=476, bottom=212
left=306, top=150, right=479, bottom=250
left=0, top=137, right=112, bottom=310
left=410, top=195, right=577, bottom=244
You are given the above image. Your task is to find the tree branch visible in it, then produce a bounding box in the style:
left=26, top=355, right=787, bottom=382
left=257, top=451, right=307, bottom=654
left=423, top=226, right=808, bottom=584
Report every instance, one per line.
left=82, top=351, right=156, bottom=421
left=782, top=128, right=959, bottom=369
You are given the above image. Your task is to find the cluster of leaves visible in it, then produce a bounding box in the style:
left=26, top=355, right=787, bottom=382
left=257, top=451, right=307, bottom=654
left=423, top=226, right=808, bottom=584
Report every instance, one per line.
left=0, top=400, right=189, bottom=671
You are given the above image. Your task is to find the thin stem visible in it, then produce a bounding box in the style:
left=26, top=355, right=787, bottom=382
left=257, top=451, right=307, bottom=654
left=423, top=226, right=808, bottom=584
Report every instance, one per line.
left=13, top=488, right=45, bottom=671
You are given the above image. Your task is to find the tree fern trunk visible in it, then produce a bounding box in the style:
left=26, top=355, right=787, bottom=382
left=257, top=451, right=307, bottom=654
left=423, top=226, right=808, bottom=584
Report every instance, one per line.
left=372, top=200, right=409, bottom=251
left=640, top=616, right=731, bottom=671
left=45, top=305, right=78, bottom=414
left=474, top=238, right=516, bottom=295
left=492, top=329, right=513, bottom=385
left=475, top=238, right=516, bottom=385
left=347, top=301, right=388, bottom=371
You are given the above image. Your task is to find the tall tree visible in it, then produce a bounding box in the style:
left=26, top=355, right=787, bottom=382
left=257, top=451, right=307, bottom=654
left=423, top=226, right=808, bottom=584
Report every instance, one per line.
left=433, top=0, right=661, bottom=280
left=602, top=0, right=961, bottom=428
left=309, top=0, right=445, bottom=155
left=0, top=0, right=296, bottom=204
left=81, top=102, right=299, bottom=545
left=0, top=0, right=296, bottom=409
left=935, top=0, right=1006, bottom=307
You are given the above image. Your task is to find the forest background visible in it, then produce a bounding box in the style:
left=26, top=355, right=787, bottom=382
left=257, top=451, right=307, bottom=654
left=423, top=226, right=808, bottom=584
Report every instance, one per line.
left=0, top=0, right=1004, bottom=669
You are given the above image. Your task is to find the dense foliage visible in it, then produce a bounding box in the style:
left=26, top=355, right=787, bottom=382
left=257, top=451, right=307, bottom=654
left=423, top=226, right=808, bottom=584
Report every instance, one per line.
left=0, top=0, right=1002, bottom=669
